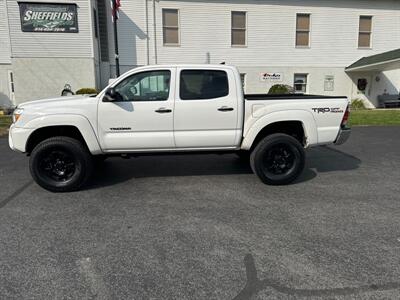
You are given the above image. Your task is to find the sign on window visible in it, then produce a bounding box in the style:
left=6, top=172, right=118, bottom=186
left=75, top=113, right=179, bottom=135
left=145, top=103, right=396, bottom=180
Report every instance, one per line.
left=324, top=75, right=334, bottom=91
left=19, top=2, right=79, bottom=33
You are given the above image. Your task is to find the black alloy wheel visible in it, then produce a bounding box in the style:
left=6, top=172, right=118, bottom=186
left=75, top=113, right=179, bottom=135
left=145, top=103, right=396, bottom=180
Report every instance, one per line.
left=262, top=143, right=296, bottom=178
left=250, top=133, right=305, bottom=185
left=30, top=137, right=93, bottom=192
left=38, top=148, right=77, bottom=183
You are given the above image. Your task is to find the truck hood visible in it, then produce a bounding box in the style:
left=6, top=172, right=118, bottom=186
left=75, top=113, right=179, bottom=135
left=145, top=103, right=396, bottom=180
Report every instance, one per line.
left=19, top=95, right=93, bottom=109
left=15, top=95, right=99, bottom=129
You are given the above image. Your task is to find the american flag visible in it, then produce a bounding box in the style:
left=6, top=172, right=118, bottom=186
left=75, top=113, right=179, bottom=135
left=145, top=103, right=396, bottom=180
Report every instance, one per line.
left=111, top=0, right=121, bottom=22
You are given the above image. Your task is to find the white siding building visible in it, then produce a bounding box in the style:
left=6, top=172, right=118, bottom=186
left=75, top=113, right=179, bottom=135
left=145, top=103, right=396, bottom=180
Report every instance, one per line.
left=0, top=0, right=98, bottom=106
left=1, top=0, right=400, bottom=107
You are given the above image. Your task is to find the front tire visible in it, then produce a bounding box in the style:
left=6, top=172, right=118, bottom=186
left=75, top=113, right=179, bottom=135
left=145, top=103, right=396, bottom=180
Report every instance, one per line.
left=250, top=133, right=305, bottom=185
left=29, top=137, right=93, bottom=192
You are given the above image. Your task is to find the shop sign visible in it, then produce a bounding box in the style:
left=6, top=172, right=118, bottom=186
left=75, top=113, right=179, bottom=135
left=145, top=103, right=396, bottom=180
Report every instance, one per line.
left=260, top=72, right=283, bottom=82
left=19, top=2, right=79, bottom=33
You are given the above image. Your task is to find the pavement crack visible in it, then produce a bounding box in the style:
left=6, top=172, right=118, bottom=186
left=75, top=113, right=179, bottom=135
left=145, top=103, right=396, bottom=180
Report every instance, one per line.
left=233, top=254, right=400, bottom=299
left=0, top=180, right=33, bottom=209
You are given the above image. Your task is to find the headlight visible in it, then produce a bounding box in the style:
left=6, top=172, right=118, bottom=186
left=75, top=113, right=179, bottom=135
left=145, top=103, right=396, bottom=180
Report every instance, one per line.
left=12, top=108, right=24, bottom=123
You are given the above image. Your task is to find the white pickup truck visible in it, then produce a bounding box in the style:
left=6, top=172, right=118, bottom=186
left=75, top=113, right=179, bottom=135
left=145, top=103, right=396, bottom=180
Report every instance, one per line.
left=9, top=64, right=350, bottom=192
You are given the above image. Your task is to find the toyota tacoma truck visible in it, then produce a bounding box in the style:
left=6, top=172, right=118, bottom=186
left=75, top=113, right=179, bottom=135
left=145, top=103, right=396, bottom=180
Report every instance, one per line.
left=9, top=64, right=350, bottom=192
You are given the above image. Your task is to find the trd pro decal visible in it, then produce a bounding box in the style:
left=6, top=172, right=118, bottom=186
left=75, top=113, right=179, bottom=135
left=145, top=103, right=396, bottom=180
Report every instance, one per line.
left=312, top=108, right=344, bottom=114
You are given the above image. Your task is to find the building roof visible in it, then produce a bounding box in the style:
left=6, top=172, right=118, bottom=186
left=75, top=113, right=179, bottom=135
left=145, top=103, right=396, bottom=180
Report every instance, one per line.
left=346, top=48, right=400, bottom=72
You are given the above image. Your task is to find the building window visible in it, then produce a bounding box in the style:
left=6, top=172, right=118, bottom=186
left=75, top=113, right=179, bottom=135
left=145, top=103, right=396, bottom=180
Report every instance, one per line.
left=240, top=73, right=246, bottom=91
left=296, top=14, right=310, bottom=47
left=231, top=11, right=246, bottom=46
left=8, top=70, right=15, bottom=102
left=162, top=9, right=179, bottom=45
left=294, top=74, right=308, bottom=93
left=8, top=71, right=15, bottom=103
left=9, top=71, right=15, bottom=93
left=180, top=70, right=229, bottom=100
left=358, top=16, right=372, bottom=48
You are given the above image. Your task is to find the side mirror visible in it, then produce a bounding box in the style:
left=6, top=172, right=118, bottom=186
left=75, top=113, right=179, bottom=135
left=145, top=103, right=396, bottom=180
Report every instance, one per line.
left=130, top=86, right=137, bottom=95
left=103, top=87, right=120, bottom=102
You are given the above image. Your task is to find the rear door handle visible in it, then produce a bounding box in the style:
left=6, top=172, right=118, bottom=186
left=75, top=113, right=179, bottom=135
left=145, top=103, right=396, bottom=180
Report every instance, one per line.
left=218, top=106, right=234, bottom=112
left=155, top=108, right=172, bottom=113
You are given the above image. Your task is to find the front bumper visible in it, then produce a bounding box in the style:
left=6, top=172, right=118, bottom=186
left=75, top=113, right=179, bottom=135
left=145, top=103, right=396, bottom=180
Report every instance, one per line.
left=334, top=127, right=351, bottom=145
left=8, top=124, right=34, bottom=153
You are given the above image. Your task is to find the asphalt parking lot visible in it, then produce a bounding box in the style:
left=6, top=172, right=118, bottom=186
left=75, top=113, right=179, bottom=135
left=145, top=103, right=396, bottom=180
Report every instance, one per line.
left=1, top=126, right=400, bottom=299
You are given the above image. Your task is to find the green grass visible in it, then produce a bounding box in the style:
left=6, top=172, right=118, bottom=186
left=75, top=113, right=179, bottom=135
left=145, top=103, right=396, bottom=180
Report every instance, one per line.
left=349, top=109, right=400, bottom=126
left=0, top=115, right=12, bottom=137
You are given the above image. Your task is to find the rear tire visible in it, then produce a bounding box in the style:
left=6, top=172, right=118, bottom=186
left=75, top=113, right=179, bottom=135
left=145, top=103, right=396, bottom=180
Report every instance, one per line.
left=29, top=137, right=93, bottom=192
left=250, top=133, right=305, bottom=185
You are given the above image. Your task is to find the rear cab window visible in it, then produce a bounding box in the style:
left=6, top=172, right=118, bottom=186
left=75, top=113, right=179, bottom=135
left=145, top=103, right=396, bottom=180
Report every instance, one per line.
left=179, top=70, right=229, bottom=100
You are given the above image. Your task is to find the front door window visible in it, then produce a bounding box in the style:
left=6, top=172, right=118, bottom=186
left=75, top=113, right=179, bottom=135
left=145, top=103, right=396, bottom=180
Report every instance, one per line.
left=114, top=70, right=171, bottom=101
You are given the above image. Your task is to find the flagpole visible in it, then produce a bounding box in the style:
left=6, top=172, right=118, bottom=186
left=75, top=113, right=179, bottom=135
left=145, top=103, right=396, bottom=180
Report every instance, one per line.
left=112, top=0, right=120, bottom=77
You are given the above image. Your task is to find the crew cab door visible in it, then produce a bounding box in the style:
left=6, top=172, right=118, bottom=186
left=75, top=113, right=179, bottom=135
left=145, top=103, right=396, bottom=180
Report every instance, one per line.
left=97, top=68, right=176, bottom=151
left=174, top=68, right=239, bottom=148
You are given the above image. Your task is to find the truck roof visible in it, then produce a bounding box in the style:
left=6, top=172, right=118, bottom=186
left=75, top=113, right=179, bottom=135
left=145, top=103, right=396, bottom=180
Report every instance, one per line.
left=127, top=64, right=238, bottom=72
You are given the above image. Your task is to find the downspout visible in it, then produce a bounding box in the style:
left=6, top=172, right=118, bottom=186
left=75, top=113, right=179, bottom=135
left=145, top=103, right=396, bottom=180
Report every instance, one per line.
left=145, top=0, right=150, bottom=65
left=152, top=0, right=158, bottom=64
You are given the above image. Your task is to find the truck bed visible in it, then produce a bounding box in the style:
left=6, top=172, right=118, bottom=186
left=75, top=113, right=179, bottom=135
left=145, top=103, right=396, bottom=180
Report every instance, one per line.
left=243, top=93, right=349, bottom=147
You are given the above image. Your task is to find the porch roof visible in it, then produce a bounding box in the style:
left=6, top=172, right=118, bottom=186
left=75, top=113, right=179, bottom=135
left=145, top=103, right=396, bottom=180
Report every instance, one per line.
left=346, top=48, right=400, bottom=72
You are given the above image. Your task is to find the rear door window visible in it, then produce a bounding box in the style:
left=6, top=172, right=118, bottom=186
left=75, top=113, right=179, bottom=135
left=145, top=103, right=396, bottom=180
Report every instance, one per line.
left=180, top=70, right=229, bottom=100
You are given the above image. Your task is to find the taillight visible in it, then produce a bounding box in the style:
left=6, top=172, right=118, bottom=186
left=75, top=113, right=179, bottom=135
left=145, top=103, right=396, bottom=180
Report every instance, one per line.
left=341, top=105, right=350, bottom=128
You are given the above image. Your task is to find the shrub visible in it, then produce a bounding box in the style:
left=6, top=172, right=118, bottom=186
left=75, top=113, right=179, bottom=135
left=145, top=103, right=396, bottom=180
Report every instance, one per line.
left=350, top=98, right=366, bottom=110
left=1, top=107, right=15, bottom=115
left=268, top=84, right=294, bottom=94
left=76, top=88, right=98, bottom=95
left=0, top=106, right=14, bottom=115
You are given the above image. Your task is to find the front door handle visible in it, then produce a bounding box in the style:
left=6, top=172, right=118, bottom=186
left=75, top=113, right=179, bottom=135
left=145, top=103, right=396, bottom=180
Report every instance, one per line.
left=218, top=106, right=234, bottom=112
left=155, top=108, right=172, bottom=113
